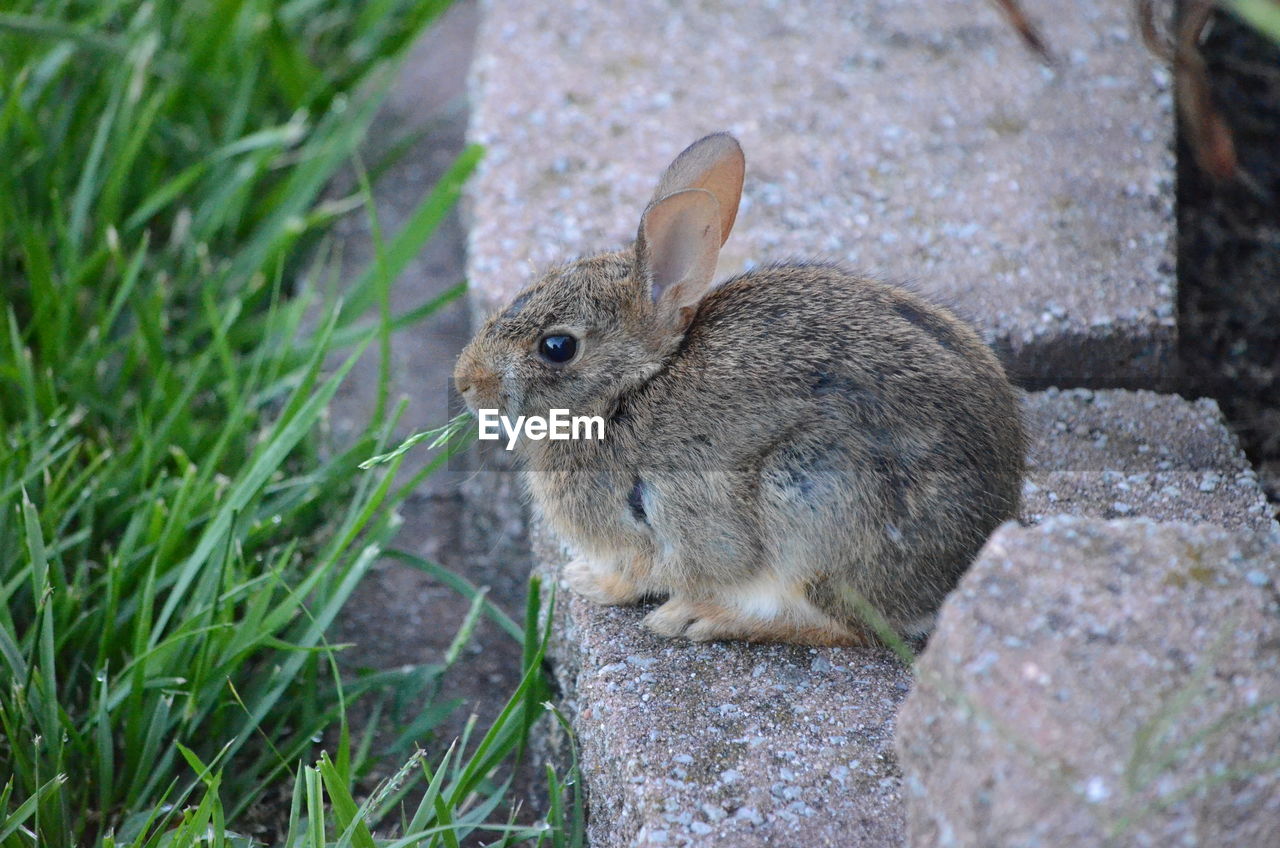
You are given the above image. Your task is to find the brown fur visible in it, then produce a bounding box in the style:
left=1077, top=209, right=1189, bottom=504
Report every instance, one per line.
left=455, top=133, right=1026, bottom=646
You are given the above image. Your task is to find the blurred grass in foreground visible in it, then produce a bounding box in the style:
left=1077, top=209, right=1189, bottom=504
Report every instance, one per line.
left=0, top=0, right=577, bottom=844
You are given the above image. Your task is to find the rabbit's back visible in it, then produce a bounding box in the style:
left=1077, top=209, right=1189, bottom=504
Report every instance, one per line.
left=626, top=263, right=1025, bottom=628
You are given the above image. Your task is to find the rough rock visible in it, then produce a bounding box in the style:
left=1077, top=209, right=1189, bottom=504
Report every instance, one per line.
left=1023, top=389, right=1275, bottom=531
left=897, top=518, right=1280, bottom=847
left=466, top=0, right=1176, bottom=387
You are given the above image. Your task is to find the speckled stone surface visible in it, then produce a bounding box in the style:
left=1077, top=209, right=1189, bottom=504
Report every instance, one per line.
left=466, top=0, right=1176, bottom=386
left=530, top=388, right=1274, bottom=847
left=1022, top=389, right=1275, bottom=531
left=897, top=517, right=1280, bottom=847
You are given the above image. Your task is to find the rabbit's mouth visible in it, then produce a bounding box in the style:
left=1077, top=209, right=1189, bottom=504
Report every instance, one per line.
left=454, top=380, right=482, bottom=413
left=458, top=384, right=507, bottom=419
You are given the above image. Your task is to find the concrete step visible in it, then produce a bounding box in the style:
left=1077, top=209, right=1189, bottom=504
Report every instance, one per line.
left=1022, top=388, right=1274, bottom=528
left=467, top=0, right=1176, bottom=387
left=898, top=517, right=1280, bottom=846
left=532, top=390, right=1274, bottom=847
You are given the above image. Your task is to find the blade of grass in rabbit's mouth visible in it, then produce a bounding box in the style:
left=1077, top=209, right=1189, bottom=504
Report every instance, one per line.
left=359, top=412, right=473, bottom=469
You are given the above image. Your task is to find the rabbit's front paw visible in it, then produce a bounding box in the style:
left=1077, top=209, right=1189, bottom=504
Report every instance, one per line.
left=649, top=598, right=875, bottom=646
left=678, top=603, right=752, bottom=642
left=564, top=559, right=644, bottom=606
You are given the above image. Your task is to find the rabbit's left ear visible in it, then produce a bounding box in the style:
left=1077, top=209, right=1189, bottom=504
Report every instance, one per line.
left=636, top=188, right=721, bottom=335
left=649, top=133, right=744, bottom=246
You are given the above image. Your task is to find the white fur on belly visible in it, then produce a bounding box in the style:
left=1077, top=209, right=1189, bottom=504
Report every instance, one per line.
left=720, top=570, right=827, bottom=624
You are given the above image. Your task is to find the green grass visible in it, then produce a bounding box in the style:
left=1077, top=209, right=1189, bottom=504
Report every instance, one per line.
left=1226, top=0, right=1280, bottom=44
left=0, top=1, right=577, bottom=845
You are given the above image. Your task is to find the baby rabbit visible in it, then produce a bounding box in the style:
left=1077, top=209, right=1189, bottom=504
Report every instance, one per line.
left=454, top=133, right=1025, bottom=646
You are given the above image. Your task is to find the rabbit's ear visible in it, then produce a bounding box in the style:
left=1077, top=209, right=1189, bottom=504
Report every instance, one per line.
left=637, top=188, right=722, bottom=334
left=650, top=133, right=744, bottom=246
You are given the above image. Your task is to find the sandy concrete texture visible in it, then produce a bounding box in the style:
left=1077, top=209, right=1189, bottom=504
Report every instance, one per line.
left=898, top=517, right=1280, bottom=847
left=466, top=0, right=1176, bottom=387
left=1022, top=388, right=1275, bottom=531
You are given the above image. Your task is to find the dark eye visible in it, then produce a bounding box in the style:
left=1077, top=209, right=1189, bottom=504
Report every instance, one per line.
left=538, top=334, right=578, bottom=364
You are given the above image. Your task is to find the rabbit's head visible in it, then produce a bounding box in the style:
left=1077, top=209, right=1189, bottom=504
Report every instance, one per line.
left=454, top=134, right=745, bottom=421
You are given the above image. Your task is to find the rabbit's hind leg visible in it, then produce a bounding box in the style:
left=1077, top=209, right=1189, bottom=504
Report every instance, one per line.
left=644, top=575, right=871, bottom=647
left=683, top=602, right=869, bottom=646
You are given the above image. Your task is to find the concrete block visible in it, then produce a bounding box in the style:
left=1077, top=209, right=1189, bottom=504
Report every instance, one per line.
left=467, top=0, right=1176, bottom=387
left=897, top=517, right=1280, bottom=847
left=1023, top=388, right=1275, bottom=531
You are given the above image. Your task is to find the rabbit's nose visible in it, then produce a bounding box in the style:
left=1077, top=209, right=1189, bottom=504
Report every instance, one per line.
left=453, top=362, right=499, bottom=409
left=455, top=369, right=494, bottom=395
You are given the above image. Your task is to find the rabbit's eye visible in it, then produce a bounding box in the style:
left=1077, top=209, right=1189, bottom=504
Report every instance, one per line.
left=538, top=334, right=578, bottom=364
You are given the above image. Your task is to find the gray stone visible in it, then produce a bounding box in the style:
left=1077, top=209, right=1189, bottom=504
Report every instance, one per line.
left=1024, top=388, right=1253, bottom=474
left=467, top=0, right=1175, bottom=388
left=897, top=518, right=1280, bottom=847
left=1022, top=389, right=1275, bottom=531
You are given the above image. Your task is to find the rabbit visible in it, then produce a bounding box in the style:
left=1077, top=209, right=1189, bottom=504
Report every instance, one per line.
left=454, top=132, right=1026, bottom=646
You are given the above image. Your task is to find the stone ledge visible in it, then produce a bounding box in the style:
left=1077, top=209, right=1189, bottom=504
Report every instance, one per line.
left=541, top=560, right=909, bottom=848
left=467, top=0, right=1176, bottom=387
left=1022, top=388, right=1274, bottom=531
left=897, top=517, right=1280, bottom=847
